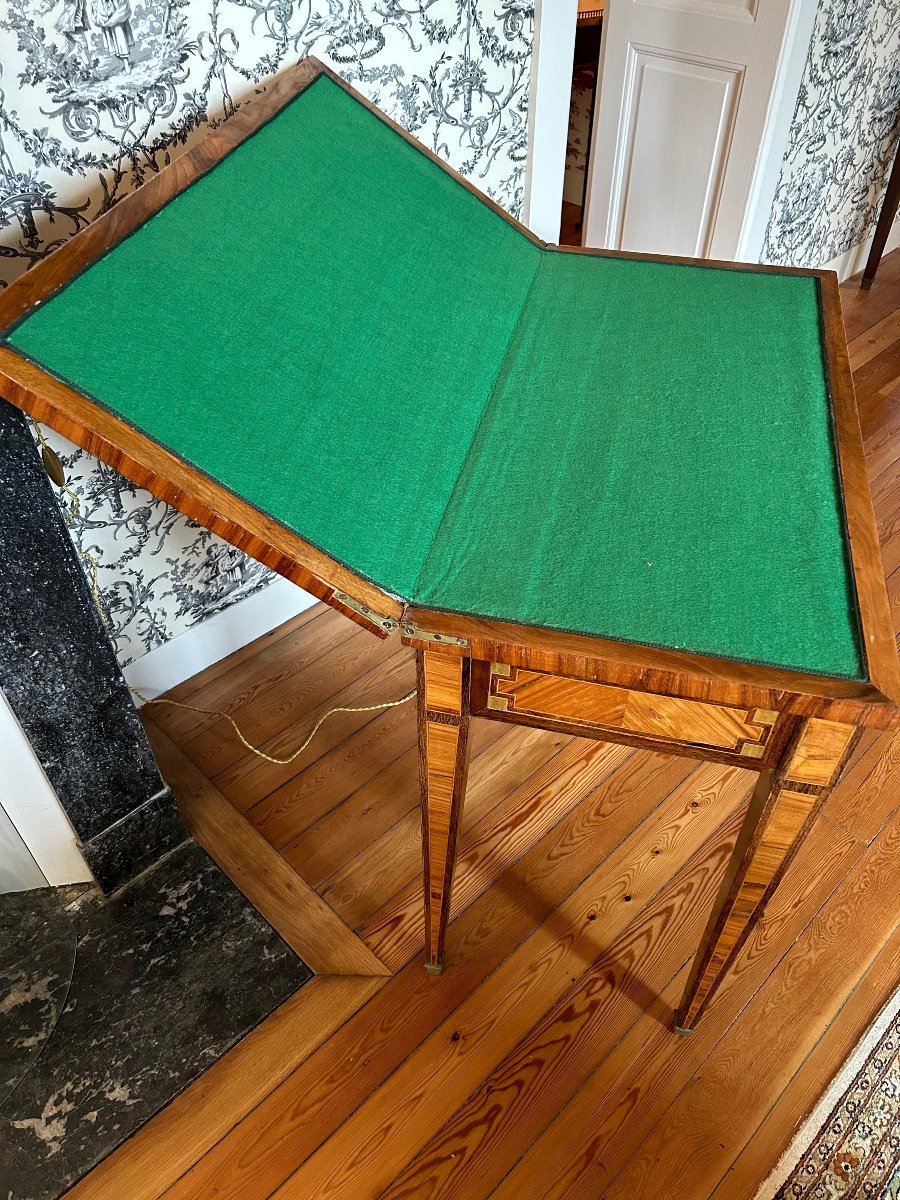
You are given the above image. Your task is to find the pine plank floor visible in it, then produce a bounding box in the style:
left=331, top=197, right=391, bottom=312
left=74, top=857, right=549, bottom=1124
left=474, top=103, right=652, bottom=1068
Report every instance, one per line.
left=67, top=256, right=900, bottom=1200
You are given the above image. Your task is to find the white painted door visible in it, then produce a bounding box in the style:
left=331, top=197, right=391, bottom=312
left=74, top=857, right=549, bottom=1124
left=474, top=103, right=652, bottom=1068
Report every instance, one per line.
left=584, top=0, right=798, bottom=259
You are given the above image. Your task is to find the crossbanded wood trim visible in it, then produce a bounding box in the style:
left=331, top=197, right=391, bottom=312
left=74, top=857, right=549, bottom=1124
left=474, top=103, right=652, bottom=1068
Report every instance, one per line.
left=0, top=353, right=398, bottom=639
left=143, top=718, right=390, bottom=977
left=423, top=720, right=462, bottom=956
left=683, top=785, right=822, bottom=1022
left=405, top=610, right=900, bottom=729
left=417, top=652, right=472, bottom=968
left=784, top=718, right=859, bottom=788
left=0, top=50, right=893, bottom=722
left=423, top=654, right=466, bottom=716
left=742, top=790, right=815, bottom=885
left=484, top=664, right=785, bottom=763
left=818, top=273, right=900, bottom=708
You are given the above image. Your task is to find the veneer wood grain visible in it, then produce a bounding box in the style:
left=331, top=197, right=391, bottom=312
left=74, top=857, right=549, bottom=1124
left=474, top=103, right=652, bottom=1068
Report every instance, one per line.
left=0, top=347, right=400, bottom=637
left=418, top=650, right=472, bottom=969
left=404, top=609, right=900, bottom=728
left=477, top=662, right=789, bottom=768
left=1, top=61, right=893, bottom=724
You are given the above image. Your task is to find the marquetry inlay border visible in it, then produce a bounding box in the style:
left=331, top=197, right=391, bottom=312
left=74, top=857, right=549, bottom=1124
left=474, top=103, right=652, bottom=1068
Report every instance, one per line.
left=480, top=663, right=787, bottom=766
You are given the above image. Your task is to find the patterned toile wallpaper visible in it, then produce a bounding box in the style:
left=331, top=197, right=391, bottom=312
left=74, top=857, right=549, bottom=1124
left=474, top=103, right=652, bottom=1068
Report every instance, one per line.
left=764, top=0, right=900, bottom=267
left=0, top=0, right=534, bottom=665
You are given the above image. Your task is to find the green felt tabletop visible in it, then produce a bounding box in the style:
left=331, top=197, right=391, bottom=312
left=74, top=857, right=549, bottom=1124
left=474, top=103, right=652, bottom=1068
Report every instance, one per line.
left=3, top=74, right=864, bottom=681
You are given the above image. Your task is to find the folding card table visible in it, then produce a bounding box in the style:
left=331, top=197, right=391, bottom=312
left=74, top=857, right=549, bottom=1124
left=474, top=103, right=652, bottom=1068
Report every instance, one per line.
left=1, top=59, right=897, bottom=1032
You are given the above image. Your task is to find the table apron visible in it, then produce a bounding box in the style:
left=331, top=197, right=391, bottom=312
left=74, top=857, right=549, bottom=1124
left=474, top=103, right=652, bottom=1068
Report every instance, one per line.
left=469, top=659, right=798, bottom=772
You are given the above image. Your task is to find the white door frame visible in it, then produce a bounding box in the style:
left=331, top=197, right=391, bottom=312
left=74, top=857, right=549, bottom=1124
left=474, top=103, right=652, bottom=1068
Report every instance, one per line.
left=523, top=0, right=819, bottom=261
left=0, top=689, right=93, bottom=888
left=733, top=0, right=820, bottom=262
left=522, top=0, right=579, bottom=243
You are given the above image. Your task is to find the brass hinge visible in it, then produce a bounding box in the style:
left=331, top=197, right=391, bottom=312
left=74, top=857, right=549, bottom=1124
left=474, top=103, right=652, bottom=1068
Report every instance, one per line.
left=401, top=622, right=469, bottom=648
left=332, top=591, right=399, bottom=633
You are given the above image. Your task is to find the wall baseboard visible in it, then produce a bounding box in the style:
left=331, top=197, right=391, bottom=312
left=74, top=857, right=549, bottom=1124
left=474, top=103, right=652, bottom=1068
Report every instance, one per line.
left=124, top=576, right=314, bottom=702
left=823, top=216, right=900, bottom=282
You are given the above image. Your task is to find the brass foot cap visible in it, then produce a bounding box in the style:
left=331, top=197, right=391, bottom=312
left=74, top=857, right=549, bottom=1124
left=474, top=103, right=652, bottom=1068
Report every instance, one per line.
left=673, top=1012, right=695, bottom=1036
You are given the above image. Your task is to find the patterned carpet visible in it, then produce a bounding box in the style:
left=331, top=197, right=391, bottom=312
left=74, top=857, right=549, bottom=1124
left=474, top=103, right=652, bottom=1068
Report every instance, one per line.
left=757, top=989, right=900, bottom=1199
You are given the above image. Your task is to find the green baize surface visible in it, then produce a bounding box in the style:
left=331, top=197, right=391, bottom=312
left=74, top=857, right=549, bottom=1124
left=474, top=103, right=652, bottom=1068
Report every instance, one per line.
left=4, top=75, right=864, bottom=679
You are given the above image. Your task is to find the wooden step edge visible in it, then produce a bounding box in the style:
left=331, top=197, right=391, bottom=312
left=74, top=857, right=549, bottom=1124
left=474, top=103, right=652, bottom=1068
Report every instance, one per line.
left=143, top=718, right=391, bottom=977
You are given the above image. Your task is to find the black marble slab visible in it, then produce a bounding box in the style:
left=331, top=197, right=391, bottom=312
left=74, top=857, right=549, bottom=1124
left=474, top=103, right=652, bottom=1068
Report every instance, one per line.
left=0, top=399, right=182, bottom=888
left=0, top=840, right=312, bottom=1200
left=80, top=787, right=185, bottom=894
left=0, top=888, right=84, bottom=1110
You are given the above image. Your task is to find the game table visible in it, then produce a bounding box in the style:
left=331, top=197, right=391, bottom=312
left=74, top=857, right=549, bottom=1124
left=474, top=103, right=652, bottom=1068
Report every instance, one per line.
left=1, top=59, right=897, bottom=1032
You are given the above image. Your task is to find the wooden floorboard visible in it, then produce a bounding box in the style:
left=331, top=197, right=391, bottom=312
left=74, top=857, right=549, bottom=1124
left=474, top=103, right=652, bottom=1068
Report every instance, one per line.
left=68, top=254, right=900, bottom=1200
left=709, top=922, right=900, bottom=1200
left=320, top=725, right=571, bottom=930
left=60, top=975, right=384, bottom=1200
left=598, top=809, right=900, bottom=1200
left=488, top=806, right=865, bottom=1200
left=143, top=719, right=391, bottom=976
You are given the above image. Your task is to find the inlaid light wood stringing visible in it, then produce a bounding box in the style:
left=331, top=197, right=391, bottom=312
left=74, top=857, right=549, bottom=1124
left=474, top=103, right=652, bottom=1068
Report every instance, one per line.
left=486, top=664, right=782, bottom=759
left=676, top=716, right=860, bottom=1028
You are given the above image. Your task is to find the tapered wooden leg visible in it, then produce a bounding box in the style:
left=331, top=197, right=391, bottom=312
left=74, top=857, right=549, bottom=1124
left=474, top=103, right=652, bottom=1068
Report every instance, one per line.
left=418, top=649, right=472, bottom=973
left=675, top=717, right=860, bottom=1032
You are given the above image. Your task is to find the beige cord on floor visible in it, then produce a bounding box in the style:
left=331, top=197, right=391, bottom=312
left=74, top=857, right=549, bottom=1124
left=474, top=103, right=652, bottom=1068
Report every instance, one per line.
left=132, top=687, right=417, bottom=765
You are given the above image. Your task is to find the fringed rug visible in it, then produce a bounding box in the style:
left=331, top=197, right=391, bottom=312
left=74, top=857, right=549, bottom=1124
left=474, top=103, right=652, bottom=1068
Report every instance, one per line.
left=756, top=988, right=900, bottom=1199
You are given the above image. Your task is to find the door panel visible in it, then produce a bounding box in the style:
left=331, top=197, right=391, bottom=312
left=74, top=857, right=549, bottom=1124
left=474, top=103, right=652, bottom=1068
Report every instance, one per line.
left=613, top=48, right=742, bottom=255
left=585, top=0, right=793, bottom=258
